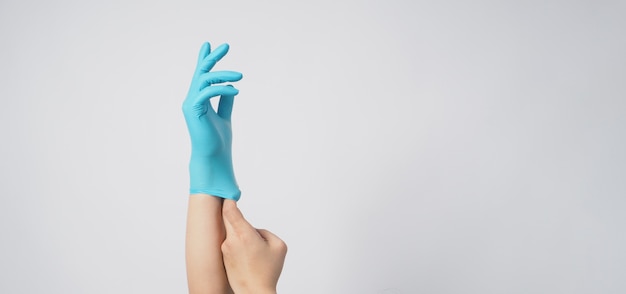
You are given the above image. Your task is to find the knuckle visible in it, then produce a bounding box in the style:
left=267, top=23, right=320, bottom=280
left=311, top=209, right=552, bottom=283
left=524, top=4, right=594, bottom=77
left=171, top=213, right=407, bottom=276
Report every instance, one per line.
left=275, top=240, right=288, bottom=254
left=221, top=241, right=232, bottom=254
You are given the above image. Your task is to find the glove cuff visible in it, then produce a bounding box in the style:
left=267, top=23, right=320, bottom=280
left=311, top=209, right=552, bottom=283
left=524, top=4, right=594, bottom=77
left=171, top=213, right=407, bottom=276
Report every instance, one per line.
left=189, top=155, right=240, bottom=201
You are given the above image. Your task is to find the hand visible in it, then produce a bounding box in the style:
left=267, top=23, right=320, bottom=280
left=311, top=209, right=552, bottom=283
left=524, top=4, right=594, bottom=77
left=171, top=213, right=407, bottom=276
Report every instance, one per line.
left=221, top=200, right=288, bottom=294
left=183, top=42, right=243, bottom=200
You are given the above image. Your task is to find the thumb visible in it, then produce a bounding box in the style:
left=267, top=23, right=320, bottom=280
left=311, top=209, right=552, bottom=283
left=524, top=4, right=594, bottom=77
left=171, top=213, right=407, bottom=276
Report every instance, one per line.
left=222, top=200, right=255, bottom=237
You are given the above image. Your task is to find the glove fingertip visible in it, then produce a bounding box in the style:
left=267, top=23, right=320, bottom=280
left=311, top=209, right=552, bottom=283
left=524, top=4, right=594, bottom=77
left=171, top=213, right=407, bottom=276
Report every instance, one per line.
left=197, top=42, right=211, bottom=64
left=225, top=85, right=239, bottom=95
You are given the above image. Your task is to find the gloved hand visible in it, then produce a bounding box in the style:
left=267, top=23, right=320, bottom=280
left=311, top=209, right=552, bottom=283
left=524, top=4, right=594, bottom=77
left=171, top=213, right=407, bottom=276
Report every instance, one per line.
left=183, top=42, right=243, bottom=200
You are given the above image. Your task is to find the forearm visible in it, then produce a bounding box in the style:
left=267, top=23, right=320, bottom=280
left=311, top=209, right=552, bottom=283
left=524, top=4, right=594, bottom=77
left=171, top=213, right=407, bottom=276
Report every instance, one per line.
left=185, top=194, right=232, bottom=294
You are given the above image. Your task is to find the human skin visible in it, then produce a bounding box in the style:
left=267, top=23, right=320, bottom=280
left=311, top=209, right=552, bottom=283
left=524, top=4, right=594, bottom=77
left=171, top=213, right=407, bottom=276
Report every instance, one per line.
left=186, top=194, right=233, bottom=294
left=183, top=41, right=286, bottom=294
left=221, top=199, right=287, bottom=294
left=184, top=41, right=239, bottom=294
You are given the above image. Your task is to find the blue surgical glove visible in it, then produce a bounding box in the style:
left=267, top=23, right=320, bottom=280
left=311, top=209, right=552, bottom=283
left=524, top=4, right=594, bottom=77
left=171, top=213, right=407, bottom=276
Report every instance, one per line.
left=183, top=42, right=243, bottom=200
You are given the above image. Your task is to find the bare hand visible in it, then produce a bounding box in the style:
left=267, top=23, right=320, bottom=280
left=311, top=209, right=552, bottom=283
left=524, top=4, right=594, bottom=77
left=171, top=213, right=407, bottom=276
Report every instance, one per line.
left=221, top=200, right=287, bottom=294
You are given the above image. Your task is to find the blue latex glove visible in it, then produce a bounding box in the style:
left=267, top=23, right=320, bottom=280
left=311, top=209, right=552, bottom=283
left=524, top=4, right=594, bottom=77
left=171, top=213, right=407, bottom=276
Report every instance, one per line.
left=183, top=42, right=243, bottom=200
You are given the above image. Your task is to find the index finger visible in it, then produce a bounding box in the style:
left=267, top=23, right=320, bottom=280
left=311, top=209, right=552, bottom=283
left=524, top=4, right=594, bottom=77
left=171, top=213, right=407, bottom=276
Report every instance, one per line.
left=196, top=42, right=211, bottom=66
left=198, top=43, right=230, bottom=72
left=222, top=199, right=257, bottom=238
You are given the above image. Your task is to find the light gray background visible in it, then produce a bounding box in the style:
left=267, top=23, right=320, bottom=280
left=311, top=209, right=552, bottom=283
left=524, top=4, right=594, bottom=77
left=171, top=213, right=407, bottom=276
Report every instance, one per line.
left=1, top=0, right=625, bottom=293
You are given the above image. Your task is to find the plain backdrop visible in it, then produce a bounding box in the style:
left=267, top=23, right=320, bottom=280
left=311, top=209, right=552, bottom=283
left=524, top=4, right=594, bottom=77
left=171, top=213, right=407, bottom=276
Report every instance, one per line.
left=1, top=0, right=625, bottom=293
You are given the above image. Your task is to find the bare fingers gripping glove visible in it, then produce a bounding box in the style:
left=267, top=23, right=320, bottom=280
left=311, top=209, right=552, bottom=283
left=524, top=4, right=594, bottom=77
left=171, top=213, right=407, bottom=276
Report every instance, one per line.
left=182, top=42, right=243, bottom=200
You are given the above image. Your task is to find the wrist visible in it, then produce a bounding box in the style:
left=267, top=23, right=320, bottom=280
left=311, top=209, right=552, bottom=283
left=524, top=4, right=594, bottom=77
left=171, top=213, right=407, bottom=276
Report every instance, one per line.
left=189, top=155, right=240, bottom=200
